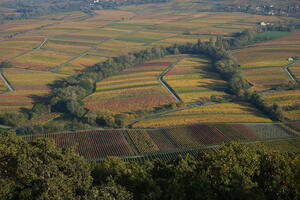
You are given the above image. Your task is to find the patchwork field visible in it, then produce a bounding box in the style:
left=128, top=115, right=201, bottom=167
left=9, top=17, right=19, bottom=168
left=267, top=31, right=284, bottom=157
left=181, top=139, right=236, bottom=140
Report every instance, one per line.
left=233, top=32, right=300, bottom=91
left=84, top=56, right=180, bottom=114
left=165, top=56, right=228, bottom=103
left=132, top=102, right=272, bottom=128
left=0, top=5, right=283, bottom=73
left=0, top=3, right=290, bottom=120
left=0, top=68, right=66, bottom=112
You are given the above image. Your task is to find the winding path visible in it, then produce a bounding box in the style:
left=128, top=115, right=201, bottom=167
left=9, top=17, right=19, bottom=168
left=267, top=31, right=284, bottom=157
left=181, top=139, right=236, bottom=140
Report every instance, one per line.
left=158, top=58, right=183, bottom=103
left=284, top=60, right=299, bottom=83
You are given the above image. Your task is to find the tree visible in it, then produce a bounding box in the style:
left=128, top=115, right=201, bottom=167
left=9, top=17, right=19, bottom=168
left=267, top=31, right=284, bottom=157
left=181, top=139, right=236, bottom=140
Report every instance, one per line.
left=97, top=176, right=133, bottom=200
left=0, top=61, right=13, bottom=68
left=1, top=112, right=28, bottom=127
left=0, top=132, right=94, bottom=200
left=66, top=99, right=86, bottom=118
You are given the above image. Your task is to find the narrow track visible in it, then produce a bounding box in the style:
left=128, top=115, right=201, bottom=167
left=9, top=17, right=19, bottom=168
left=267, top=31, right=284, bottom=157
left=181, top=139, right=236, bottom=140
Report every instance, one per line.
left=158, top=57, right=183, bottom=103
left=284, top=60, right=299, bottom=83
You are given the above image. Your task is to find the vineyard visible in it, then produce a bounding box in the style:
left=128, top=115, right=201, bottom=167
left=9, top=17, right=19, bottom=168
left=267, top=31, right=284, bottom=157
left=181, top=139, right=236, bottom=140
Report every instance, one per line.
left=290, top=63, right=300, bottom=81
left=233, top=32, right=300, bottom=91
left=264, top=90, right=300, bottom=121
left=22, top=130, right=135, bottom=160
left=0, top=68, right=66, bottom=112
left=0, top=3, right=283, bottom=113
left=21, top=123, right=297, bottom=161
left=132, top=102, right=272, bottom=128
left=84, top=56, right=180, bottom=114
left=164, top=56, right=228, bottom=103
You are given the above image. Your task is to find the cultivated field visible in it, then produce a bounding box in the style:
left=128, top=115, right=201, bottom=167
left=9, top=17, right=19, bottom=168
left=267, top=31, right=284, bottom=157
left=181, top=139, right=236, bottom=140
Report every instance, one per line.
left=0, top=2, right=287, bottom=121
left=290, top=63, right=300, bottom=81
left=22, top=130, right=135, bottom=160
left=0, top=68, right=66, bottom=112
left=164, top=56, right=228, bottom=103
left=233, top=32, right=300, bottom=91
left=84, top=56, right=180, bottom=114
left=265, top=90, right=300, bottom=121
left=132, top=102, right=272, bottom=128
left=21, top=123, right=296, bottom=160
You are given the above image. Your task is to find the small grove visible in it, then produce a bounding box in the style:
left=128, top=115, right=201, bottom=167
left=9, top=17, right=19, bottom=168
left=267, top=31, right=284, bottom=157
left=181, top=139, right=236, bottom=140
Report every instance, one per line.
left=0, top=21, right=297, bottom=132
left=1, top=132, right=300, bottom=200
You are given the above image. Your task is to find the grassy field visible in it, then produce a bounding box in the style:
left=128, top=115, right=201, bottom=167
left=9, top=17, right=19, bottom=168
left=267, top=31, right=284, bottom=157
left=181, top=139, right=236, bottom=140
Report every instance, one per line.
left=165, top=55, right=228, bottom=103
left=132, top=102, right=272, bottom=128
left=84, top=56, right=180, bottom=114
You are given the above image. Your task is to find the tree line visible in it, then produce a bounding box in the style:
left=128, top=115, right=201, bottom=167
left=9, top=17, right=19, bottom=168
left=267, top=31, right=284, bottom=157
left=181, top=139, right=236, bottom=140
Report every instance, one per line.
left=1, top=132, right=299, bottom=200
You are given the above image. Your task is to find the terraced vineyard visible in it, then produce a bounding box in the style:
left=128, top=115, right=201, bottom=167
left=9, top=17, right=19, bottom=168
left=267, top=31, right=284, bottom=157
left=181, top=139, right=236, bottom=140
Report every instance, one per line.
left=21, top=123, right=297, bottom=161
